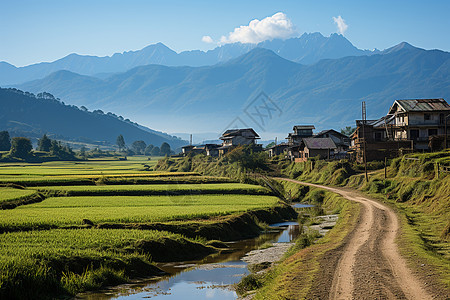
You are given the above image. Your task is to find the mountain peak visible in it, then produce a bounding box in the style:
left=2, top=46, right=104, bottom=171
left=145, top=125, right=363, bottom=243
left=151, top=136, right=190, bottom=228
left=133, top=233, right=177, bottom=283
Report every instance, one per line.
left=383, top=41, right=419, bottom=54
left=227, top=47, right=290, bottom=65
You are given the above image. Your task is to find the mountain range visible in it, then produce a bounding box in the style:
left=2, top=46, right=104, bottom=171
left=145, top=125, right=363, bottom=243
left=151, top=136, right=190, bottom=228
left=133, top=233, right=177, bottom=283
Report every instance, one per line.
left=14, top=42, right=450, bottom=137
left=0, top=88, right=186, bottom=148
left=0, top=33, right=378, bottom=86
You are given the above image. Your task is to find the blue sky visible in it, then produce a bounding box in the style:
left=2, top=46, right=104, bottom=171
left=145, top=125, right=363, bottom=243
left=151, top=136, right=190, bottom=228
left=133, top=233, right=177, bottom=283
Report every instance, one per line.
left=1, top=0, right=449, bottom=66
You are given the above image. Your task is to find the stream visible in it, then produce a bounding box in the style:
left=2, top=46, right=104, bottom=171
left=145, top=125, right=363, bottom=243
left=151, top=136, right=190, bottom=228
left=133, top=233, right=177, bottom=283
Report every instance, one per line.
left=76, top=220, right=302, bottom=300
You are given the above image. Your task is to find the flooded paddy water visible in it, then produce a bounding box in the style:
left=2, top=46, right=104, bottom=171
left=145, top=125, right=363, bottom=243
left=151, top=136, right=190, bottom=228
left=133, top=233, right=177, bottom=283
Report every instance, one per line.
left=77, top=203, right=334, bottom=300
left=76, top=220, right=301, bottom=300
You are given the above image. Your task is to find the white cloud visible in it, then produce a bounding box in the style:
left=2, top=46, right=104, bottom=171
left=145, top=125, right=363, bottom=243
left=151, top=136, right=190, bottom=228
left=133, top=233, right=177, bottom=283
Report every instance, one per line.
left=201, top=35, right=214, bottom=44
left=219, top=12, right=297, bottom=44
left=333, top=15, right=348, bottom=35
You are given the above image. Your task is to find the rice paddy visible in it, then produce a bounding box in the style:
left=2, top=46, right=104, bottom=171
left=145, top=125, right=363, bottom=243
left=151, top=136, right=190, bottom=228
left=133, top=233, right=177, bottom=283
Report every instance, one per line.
left=0, top=187, right=36, bottom=203
left=0, top=157, right=286, bottom=298
left=34, top=183, right=270, bottom=195
left=0, top=194, right=279, bottom=229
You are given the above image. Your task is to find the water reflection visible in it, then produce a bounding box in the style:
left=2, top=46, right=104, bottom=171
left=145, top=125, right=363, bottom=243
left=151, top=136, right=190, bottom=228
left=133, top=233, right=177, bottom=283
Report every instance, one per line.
left=292, top=203, right=315, bottom=208
left=77, top=221, right=301, bottom=300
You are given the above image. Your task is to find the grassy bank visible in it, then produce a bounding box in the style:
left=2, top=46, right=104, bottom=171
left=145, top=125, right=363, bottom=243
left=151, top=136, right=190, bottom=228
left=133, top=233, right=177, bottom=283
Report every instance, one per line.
left=0, top=229, right=211, bottom=299
left=239, top=188, right=360, bottom=299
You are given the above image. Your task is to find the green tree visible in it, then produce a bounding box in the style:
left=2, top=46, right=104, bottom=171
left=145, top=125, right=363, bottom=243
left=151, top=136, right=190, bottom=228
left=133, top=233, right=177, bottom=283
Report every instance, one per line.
left=0, top=131, right=11, bottom=151
left=150, top=146, right=160, bottom=156
left=116, top=135, right=125, bottom=151
left=144, top=144, right=154, bottom=155
left=226, top=145, right=268, bottom=171
left=9, top=137, right=32, bottom=159
left=37, top=134, right=52, bottom=152
left=132, top=140, right=147, bottom=155
left=79, top=146, right=87, bottom=158
left=50, top=140, right=61, bottom=156
left=265, top=142, right=276, bottom=149
left=340, top=126, right=356, bottom=137
left=160, top=142, right=171, bottom=156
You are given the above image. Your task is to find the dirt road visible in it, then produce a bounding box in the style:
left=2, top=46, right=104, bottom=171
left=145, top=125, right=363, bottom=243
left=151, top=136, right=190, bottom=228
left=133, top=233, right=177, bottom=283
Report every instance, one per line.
left=277, top=178, right=434, bottom=300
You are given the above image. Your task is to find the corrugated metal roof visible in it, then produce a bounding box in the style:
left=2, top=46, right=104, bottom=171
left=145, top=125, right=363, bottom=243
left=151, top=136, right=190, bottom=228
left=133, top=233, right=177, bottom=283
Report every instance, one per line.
left=355, top=114, right=395, bottom=128
left=314, top=129, right=349, bottom=138
left=293, top=125, right=315, bottom=130
left=303, top=138, right=337, bottom=149
left=221, top=128, right=260, bottom=138
left=395, top=99, right=450, bottom=112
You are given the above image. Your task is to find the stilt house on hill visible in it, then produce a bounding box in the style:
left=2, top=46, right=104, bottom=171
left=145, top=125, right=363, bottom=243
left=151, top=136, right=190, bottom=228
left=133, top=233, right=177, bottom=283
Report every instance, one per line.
left=217, top=128, right=261, bottom=156
left=350, top=98, right=450, bottom=162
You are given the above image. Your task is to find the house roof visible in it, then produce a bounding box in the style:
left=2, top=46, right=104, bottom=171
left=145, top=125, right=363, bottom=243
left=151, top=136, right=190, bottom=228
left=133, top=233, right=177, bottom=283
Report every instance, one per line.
left=355, top=114, right=395, bottom=128
left=389, top=98, right=450, bottom=114
left=314, top=129, right=349, bottom=138
left=205, top=144, right=220, bottom=150
left=220, top=128, right=260, bottom=139
left=302, top=138, right=337, bottom=149
left=265, top=143, right=289, bottom=150
left=293, top=125, right=315, bottom=130
left=181, top=145, right=195, bottom=149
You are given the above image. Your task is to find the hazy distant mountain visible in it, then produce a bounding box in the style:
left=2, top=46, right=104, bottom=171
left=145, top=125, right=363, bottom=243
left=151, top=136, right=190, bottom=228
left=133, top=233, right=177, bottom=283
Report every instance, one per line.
left=0, top=88, right=186, bottom=148
left=16, top=44, right=449, bottom=135
left=0, top=33, right=378, bottom=85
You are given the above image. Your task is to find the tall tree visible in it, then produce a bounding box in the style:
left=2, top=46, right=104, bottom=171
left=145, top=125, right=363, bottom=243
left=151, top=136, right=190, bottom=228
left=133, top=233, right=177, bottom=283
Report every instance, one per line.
left=150, top=146, right=160, bottom=156
left=37, top=134, right=52, bottom=152
left=116, top=134, right=125, bottom=151
left=144, top=144, right=154, bottom=155
left=160, top=142, right=171, bottom=156
left=50, top=140, right=61, bottom=156
left=132, top=140, right=147, bottom=155
left=79, top=146, right=87, bottom=158
left=0, top=131, right=11, bottom=151
left=340, top=126, right=355, bottom=136
left=9, top=137, right=32, bottom=159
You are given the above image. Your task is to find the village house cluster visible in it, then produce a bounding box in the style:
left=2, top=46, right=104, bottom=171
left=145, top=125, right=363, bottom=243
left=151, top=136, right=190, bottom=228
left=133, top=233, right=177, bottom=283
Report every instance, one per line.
left=181, top=98, right=450, bottom=162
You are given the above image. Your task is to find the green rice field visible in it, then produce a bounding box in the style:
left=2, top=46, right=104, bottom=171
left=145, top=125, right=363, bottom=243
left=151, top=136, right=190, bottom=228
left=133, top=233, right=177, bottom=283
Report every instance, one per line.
left=34, top=183, right=270, bottom=195
left=0, top=187, right=36, bottom=203
left=0, top=157, right=199, bottom=183
left=0, top=194, right=279, bottom=229
left=0, top=157, right=286, bottom=298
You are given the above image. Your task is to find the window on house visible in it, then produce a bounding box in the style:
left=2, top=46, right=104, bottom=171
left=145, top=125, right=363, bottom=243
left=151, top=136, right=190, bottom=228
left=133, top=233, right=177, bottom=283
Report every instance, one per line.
left=424, top=114, right=431, bottom=121
left=428, top=129, right=438, bottom=136
left=374, top=132, right=382, bottom=141
left=410, top=129, right=419, bottom=140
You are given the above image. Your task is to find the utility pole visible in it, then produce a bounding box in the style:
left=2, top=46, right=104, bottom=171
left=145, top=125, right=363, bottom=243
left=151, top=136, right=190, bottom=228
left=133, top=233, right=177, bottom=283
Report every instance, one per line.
left=362, top=101, right=368, bottom=182
left=190, top=134, right=192, bottom=146
left=445, top=114, right=450, bottom=150
left=384, top=157, right=387, bottom=179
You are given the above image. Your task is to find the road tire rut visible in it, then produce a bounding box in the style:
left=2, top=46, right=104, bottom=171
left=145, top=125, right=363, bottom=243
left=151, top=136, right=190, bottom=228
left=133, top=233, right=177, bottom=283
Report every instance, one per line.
left=276, top=178, right=434, bottom=300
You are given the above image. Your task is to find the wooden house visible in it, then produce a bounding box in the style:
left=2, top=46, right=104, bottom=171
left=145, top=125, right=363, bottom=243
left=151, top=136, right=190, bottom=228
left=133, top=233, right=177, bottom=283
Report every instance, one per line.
left=292, top=138, right=337, bottom=162
left=387, top=99, right=450, bottom=150
left=286, top=125, right=315, bottom=145
left=218, top=128, right=260, bottom=155
left=181, top=145, right=195, bottom=155
left=205, top=144, right=220, bottom=157
left=314, top=129, right=350, bottom=152
left=350, top=116, right=411, bottom=163
left=266, top=142, right=289, bottom=158
left=286, top=125, right=315, bottom=160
